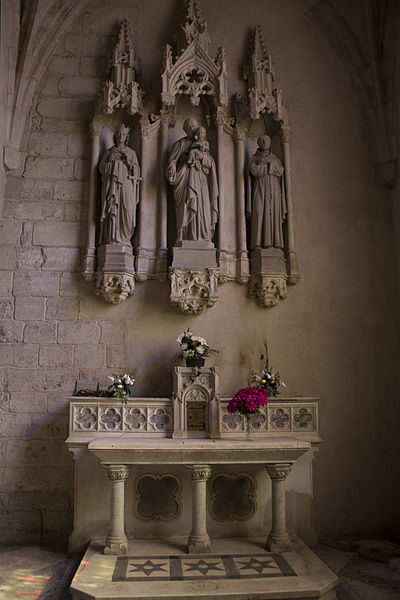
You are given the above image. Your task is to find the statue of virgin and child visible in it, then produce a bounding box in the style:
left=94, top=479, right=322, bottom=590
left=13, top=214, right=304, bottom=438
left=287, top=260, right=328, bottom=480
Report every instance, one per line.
left=166, top=118, right=219, bottom=245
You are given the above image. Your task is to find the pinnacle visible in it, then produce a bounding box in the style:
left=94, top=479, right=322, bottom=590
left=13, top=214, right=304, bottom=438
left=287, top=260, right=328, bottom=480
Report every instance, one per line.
left=251, top=24, right=268, bottom=59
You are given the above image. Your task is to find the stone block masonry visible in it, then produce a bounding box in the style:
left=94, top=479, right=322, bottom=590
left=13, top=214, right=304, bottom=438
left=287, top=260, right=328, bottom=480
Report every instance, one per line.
left=0, top=17, right=127, bottom=543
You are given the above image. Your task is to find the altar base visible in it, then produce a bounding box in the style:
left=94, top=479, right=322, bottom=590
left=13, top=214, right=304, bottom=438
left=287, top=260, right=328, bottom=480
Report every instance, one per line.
left=70, top=536, right=338, bottom=600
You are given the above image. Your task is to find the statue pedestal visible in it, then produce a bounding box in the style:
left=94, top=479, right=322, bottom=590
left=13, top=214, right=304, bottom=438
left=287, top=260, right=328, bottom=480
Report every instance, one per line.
left=249, top=248, right=288, bottom=308
left=170, top=242, right=219, bottom=313
left=250, top=247, right=286, bottom=274
left=172, top=241, right=217, bottom=269
left=95, top=243, right=135, bottom=304
left=97, top=243, right=134, bottom=271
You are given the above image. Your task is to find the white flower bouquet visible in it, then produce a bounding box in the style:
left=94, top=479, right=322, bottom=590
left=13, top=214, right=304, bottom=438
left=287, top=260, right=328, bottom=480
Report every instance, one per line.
left=174, top=329, right=219, bottom=367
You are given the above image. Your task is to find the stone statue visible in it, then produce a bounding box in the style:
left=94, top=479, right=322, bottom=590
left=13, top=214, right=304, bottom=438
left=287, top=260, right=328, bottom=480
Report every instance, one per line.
left=247, top=134, right=286, bottom=250
left=167, top=118, right=218, bottom=244
left=99, top=124, right=141, bottom=246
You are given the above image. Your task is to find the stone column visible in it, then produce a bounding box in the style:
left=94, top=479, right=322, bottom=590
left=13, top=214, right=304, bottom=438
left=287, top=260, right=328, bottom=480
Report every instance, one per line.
left=216, top=112, right=225, bottom=251
left=280, top=126, right=299, bottom=284
left=83, top=119, right=102, bottom=281
left=138, top=122, right=150, bottom=252
left=265, top=463, right=292, bottom=552
left=187, top=465, right=212, bottom=553
left=234, top=126, right=249, bottom=282
left=136, top=120, right=151, bottom=279
left=157, top=113, right=170, bottom=279
left=104, top=464, right=130, bottom=555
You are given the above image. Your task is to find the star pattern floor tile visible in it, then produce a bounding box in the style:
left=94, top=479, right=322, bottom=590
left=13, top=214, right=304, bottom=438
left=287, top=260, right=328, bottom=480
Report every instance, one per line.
left=112, top=553, right=296, bottom=582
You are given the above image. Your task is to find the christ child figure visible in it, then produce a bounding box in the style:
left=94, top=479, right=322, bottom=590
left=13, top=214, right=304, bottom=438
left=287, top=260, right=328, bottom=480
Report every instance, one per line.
left=187, top=126, right=211, bottom=174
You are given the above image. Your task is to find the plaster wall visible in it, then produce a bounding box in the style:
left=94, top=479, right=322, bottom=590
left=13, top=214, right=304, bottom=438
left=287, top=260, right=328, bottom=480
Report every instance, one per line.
left=0, top=0, right=399, bottom=543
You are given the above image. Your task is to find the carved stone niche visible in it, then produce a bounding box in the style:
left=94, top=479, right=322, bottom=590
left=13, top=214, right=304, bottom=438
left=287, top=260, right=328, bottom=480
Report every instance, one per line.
left=162, top=0, right=229, bottom=313
left=237, top=25, right=300, bottom=308
left=172, top=366, right=219, bottom=438
left=83, top=20, right=144, bottom=304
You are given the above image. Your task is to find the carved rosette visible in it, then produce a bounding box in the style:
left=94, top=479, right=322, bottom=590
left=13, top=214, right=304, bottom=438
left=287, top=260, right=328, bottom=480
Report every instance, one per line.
left=100, top=407, right=122, bottom=431
left=95, top=272, right=135, bottom=304
left=149, top=408, right=171, bottom=431
left=293, top=406, right=314, bottom=430
left=124, top=407, right=146, bottom=431
left=73, top=406, right=98, bottom=431
left=221, top=412, right=242, bottom=431
left=169, top=268, right=219, bottom=313
left=249, top=275, right=287, bottom=308
left=269, top=407, right=291, bottom=430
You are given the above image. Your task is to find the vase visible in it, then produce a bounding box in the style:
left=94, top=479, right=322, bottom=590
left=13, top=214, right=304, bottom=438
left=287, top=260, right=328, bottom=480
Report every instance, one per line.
left=244, top=414, right=252, bottom=440
left=185, top=357, right=205, bottom=367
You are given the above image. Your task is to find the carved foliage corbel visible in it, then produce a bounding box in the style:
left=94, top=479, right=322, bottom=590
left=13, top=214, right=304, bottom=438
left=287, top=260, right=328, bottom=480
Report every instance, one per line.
left=169, top=268, right=219, bottom=314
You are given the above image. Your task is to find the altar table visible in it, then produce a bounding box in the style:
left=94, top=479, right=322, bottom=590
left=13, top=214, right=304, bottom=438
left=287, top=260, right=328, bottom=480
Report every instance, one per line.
left=88, top=437, right=310, bottom=554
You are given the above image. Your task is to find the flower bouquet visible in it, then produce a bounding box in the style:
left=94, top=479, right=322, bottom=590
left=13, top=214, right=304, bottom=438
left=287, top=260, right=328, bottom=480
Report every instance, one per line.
left=227, top=386, right=269, bottom=416
left=250, top=341, right=286, bottom=397
left=227, top=386, right=268, bottom=438
left=106, top=373, right=135, bottom=403
left=174, top=329, right=219, bottom=367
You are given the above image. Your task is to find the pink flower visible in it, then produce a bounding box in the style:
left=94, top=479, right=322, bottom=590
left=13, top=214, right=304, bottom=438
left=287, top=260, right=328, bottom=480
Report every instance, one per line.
left=227, top=386, right=268, bottom=415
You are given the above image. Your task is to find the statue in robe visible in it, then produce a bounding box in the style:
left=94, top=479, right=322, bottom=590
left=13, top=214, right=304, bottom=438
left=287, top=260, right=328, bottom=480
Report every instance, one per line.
left=99, top=124, right=141, bottom=246
left=247, top=134, right=286, bottom=250
left=167, top=119, right=218, bottom=244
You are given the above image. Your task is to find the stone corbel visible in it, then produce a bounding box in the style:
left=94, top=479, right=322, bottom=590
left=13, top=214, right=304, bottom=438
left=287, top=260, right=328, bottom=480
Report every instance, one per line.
left=3, top=146, right=24, bottom=172
left=249, top=273, right=287, bottom=308
left=96, top=270, right=135, bottom=305
left=169, top=268, right=219, bottom=314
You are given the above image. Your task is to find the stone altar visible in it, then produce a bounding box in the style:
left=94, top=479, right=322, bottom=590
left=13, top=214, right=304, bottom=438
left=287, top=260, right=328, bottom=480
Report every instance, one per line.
left=66, top=365, right=337, bottom=598
left=66, top=393, right=321, bottom=552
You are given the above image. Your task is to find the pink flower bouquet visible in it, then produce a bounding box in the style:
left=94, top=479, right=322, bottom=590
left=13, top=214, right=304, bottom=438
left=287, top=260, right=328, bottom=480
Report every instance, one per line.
left=227, top=386, right=268, bottom=415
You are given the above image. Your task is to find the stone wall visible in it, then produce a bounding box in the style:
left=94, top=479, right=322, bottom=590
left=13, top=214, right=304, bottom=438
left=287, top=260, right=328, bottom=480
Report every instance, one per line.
left=0, top=0, right=399, bottom=544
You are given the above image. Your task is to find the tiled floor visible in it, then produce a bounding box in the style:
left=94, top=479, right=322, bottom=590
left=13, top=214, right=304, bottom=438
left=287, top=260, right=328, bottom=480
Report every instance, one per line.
left=313, top=537, right=400, bottom=599
left=112, top=552, right=296, bottom=582
left=0, top=544, right=82, bottom=600
left=0, top=536, right=399, bottom=599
